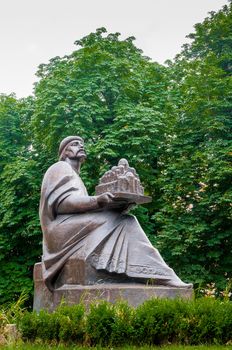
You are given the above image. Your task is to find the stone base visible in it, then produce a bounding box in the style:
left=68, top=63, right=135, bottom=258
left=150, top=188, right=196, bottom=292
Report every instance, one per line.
left=33, top=263, right=193, bottom=312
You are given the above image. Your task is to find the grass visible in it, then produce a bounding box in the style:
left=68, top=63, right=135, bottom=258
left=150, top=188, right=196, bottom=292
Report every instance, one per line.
left=1, top=344, right=232, bottom=350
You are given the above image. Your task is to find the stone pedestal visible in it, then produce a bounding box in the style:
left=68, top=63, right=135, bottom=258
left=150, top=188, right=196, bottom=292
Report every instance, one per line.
left=33, top=263, right=193, bottom=312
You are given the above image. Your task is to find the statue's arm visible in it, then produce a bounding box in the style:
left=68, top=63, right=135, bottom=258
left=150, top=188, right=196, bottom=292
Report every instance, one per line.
left=56, top=192, right=115, bottom=214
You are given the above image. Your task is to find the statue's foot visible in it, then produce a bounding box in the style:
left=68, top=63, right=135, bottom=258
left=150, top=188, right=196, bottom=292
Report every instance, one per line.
left=163, top=279, right=193, bottom=289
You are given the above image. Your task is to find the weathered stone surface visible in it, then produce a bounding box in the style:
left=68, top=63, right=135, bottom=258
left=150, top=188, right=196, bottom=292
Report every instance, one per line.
left=34, top=136, right=193, bottom=311
left=33, top=263, right=193, bottom=312
left=96, top=158, right=145, bottom=196
left=108, top=192, right=152, bottom=204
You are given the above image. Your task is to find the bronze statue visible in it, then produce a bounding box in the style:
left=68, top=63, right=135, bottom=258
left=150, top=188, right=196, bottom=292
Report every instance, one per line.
left=40, top=136, right=191, bottom=291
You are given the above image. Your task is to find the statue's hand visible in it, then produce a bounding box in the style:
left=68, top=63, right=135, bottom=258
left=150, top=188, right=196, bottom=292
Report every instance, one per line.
left=97, top=192, right=115, bottom=208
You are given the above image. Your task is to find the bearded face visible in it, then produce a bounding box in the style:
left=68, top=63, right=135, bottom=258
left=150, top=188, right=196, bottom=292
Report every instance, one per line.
left=64, top=139, right=86, bottom=162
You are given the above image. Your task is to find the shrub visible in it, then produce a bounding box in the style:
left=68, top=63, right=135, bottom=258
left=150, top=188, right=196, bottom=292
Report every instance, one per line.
left=85, top=301, right=115, bottom=346
left=20, top=303, right=85, bottom=343
left=221, top=300, right=232, bottom=344
left=56, top=303, right=85, bottom=343
left=187, top=298, right=232, bottom=345
left=19, top=310, right=58, bottom=341
left=19, top=310, right=42, bottom=341
left=132, top=297, right=190, bottom=345
left=18, top=297, right=232, bottom=346
left=110, top=301, right=135, bottom=346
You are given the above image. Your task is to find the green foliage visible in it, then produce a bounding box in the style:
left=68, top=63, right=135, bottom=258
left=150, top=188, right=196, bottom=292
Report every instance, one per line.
left=0, top=94, right=27, bottom=170
left=187, top=298, right=232, bottom=345
left=154, top=3, right=232, bottom=288
left=0, top=345, right=232, bottom=350
left=0, top=96, right=42, bottom=303
left=86, top=301, right=134, bottom=346
left=0, top=292, right=27, bottom=332
left=110, top=301, right=135, bottom=346
left=56, top=303, right=85, bottom=343
left=0, top=156, right=42, bottom=303
left=19, top=303, right=85, bottom=343
left=133, top=298, right=185, bottom=345
left=86, top=301, right=115, bottom=346
left=32, top=28, right=172, bottom=195
left=18, top=298, right=232, bottom=346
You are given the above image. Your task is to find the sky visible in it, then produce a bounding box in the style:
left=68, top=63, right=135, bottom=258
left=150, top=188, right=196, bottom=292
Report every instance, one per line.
left=0, top=0, right=227, bottom=98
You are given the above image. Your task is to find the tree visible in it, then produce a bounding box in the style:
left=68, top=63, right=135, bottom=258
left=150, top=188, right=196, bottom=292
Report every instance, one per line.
left=32, top=28, right=175, bottom=236
left=0, top=95, right=42, bottom=303
left=154, top=3, right=232, bottom=289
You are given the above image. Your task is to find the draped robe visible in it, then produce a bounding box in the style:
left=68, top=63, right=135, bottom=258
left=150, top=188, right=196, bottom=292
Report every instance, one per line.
left=40, top=161, right=186, bottom=291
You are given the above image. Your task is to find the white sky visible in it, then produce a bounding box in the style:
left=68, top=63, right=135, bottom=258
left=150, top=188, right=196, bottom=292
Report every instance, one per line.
left=0, top=0, right=227, bottom=98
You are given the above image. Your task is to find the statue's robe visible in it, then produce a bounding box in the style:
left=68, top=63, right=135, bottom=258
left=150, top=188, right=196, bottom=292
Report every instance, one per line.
left=40, top=161, right=185, bottom=291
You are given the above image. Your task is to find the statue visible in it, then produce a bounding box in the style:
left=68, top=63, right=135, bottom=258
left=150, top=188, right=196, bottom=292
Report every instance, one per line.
left=40, top=136, right=191, bottom=292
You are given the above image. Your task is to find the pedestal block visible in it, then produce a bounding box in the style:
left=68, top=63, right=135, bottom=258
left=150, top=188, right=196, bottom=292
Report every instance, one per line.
left=33, top=263, right=193, bottom=312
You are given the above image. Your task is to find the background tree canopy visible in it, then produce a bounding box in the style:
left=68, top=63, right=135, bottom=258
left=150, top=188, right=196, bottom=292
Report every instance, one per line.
left=0, top=4, right=231, bottom=304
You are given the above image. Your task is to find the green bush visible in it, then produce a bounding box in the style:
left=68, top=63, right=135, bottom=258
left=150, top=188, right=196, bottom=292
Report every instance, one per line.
left=18, top=298, right=232, bottom=346
left=85, top=301, right=115, bottom=346
left=221, top=300, right=232, bottom=344
left=85, top=300, right=135, bottom=346
left=19, top=303, right=85, bottom=343
left=19, top=310, right=60, bottom=341
left=187, top=298, right=232, bottom=345
left=56, top=303, right=85, bottom=343
left=132, top=298, right=190, bottom=345
left=110, top=301, right=135, bottom=346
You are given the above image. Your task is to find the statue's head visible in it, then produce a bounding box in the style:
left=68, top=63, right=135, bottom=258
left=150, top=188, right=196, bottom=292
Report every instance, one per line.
left=118, top=158, right=129, bottom=169
left=59, top=136, right=86, bottom=162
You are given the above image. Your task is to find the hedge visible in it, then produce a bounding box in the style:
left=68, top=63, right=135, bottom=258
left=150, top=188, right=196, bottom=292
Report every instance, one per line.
left=17, top=298, right=232, bottom=346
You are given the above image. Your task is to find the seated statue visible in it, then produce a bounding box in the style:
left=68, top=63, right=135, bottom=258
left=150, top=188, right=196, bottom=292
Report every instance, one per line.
left=40, top=136, right=191, bottom=291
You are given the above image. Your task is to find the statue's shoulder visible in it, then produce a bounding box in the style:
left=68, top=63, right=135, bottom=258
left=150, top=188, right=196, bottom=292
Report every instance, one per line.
left=47, top=161, right=72, bottom=172
left=43, top=161, right=73, bottom=180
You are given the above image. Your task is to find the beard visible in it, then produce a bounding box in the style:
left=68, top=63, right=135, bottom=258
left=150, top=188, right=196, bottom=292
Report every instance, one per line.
left=69, top=149, right=86, bottom=161
left=77, top=152, right=87, bottom=163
